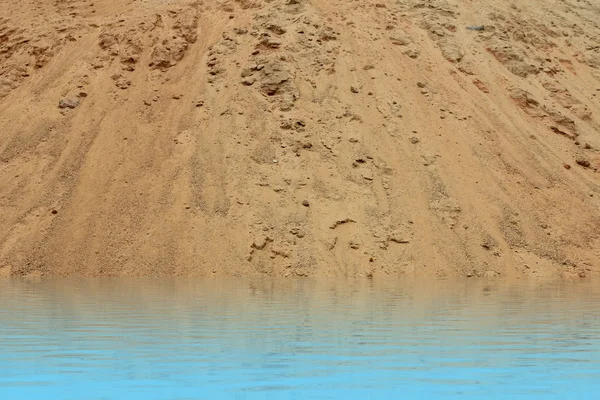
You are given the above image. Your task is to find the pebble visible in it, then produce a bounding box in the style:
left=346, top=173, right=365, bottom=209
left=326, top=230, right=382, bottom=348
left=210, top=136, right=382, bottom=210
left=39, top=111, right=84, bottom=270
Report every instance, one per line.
left=302, top=200, right=310, bottom=207
left=576, top=158, right=591, bottom=168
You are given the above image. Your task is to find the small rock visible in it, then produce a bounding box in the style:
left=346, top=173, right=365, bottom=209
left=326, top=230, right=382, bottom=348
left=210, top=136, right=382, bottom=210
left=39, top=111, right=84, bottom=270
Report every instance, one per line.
left=563, top=163, right=571, bottom=170
left=172, top=94, right=182, bottom=100
left=576, top=158, right=591, bottom=168
left=329, top=218, right=355, bottom=229
left=302, top=199, right=310, bottom=207
left=259, top=38, right=281, bottom=49
left=350, top=86, right=359, bottom=93
left=466, top=25, right=485, bottom=31
left=266, top=23, right=287, bottom=35
left=390, top=33, right=411, bottom=46
left=58, top=98, right=80, bottom=109
left=403, top=47, right=420, bottom=59
left=409, top=136, right=420, bottom=144
left=389, top=233, right=410, bottom=244
left=472, top=79, right=489, bottom=93
left=361, top=169, right=374, bottom=181
left=290, top=227, right=306, bottom=238
left=111, top=74, right=131, bottom=89
left=416, top=82, right=426, bottom=88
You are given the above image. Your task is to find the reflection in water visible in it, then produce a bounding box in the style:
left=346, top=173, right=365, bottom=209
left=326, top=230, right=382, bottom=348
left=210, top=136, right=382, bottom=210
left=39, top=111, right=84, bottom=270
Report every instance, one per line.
left=1, top=278, right=599, bottom=399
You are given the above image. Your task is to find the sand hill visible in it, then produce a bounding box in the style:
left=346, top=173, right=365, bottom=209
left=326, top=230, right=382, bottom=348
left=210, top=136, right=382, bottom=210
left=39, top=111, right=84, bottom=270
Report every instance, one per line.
left=1, top=0, right=599, bottom=278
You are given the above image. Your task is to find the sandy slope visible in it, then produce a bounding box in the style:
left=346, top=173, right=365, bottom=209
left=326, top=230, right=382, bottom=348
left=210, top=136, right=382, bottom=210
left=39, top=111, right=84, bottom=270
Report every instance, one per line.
left=1, top=0, right=599, bottom=278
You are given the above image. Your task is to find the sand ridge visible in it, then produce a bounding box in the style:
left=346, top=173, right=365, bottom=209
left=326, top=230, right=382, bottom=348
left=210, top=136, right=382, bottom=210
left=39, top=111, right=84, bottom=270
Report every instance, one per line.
left=0, top=0, right=599, bottom=278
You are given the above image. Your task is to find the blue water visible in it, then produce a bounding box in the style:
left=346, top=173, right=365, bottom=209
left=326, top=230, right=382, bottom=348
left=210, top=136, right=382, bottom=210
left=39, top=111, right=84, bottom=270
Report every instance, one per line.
left=1, top=278, right=599, bottom=399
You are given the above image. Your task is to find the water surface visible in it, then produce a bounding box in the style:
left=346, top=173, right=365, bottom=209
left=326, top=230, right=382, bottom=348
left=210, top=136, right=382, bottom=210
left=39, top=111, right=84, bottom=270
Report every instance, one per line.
left=1, top=278, right=599, bottom=399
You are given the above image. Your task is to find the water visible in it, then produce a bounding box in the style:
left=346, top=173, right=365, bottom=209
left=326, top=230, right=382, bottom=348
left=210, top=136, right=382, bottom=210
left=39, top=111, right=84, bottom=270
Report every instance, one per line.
left=1, top=278, right=599, bottom=399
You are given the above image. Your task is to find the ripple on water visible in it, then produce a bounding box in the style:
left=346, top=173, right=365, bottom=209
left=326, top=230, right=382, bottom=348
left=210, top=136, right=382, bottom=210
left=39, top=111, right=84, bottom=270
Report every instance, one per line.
left=0, top=278, right=599, bottom=399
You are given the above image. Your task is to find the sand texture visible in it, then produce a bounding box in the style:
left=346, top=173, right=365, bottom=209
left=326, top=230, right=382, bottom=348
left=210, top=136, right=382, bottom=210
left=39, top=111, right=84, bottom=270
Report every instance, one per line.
left=1, top=0, right=600, bottom=278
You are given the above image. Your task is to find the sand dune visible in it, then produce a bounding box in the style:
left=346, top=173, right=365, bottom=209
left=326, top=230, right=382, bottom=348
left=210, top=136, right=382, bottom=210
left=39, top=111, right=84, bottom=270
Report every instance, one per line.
left=1, top=0, right=599, bottom=278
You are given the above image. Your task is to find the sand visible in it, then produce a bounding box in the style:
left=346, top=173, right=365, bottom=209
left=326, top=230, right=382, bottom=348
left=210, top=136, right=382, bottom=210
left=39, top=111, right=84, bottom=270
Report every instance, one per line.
left=0, top=0, right=599, bottom=278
